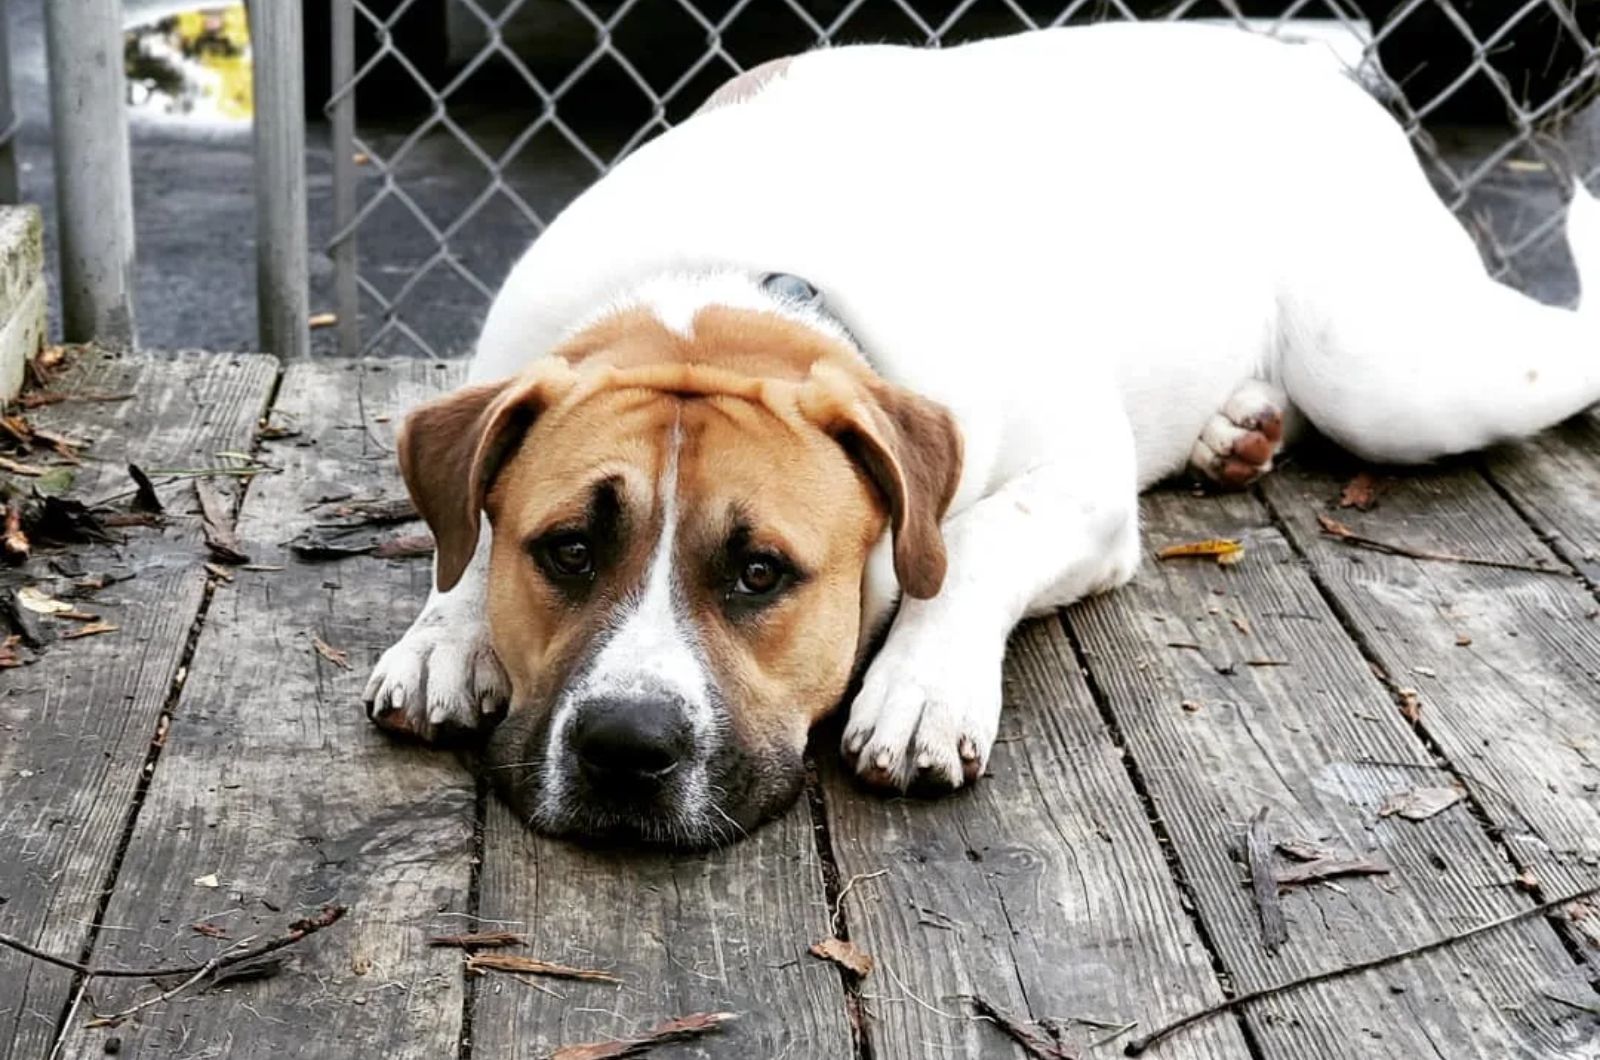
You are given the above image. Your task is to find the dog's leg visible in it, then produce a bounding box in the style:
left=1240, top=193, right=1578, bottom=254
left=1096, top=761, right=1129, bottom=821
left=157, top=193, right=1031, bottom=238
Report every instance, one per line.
left=364, top=522, right=509, bottom=741
left=1282, top=191, right=1600, bottom=464
left=842, top=442, right=1139, bottom=792
left=1189, top=379, right=1302, bottom=489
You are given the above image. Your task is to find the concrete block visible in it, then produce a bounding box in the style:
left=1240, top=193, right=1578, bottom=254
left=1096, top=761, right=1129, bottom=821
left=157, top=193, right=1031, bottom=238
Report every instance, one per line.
left=0, top=205, right=46, bottom=402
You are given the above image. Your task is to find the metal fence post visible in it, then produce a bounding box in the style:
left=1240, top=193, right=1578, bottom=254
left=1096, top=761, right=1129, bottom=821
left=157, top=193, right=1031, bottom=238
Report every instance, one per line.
left=43, top=0, right=137, bottom=345
left=329, top=0, right=360, bottom=358
left=0, top=0, right=20, bottom=205
left=250, top=0, right=310, bottom=359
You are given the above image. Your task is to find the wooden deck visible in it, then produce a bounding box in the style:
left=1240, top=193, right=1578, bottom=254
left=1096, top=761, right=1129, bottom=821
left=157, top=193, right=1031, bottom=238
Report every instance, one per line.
left=2, top=348, right=1599, bottom=1060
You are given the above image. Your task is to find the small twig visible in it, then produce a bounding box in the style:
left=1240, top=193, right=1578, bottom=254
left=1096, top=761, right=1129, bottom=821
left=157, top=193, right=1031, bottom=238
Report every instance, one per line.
left=86, top=936, right=257, bottom=1027
left=1124, top=882, right=1600, bottom=1055
left=1316, top=514, right=1565, bottom=577
left=1246, top=807, right=1287, bottom=952
left=832, top=869, right=888, bottom=935
left=0, top=904, right=346, bottom=981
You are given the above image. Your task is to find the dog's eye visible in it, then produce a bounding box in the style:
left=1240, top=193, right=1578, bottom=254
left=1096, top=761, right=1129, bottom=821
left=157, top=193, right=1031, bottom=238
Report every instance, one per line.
left=734, top=556, right=785, bottom=597
left=537, top=532, right=594, bottom=579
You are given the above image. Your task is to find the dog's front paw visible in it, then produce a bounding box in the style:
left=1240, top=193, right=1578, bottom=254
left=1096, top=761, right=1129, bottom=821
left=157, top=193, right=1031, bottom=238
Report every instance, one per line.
left=841, top=642, right=1003, bottom=793
left=363, top=612, right=509, bottom=742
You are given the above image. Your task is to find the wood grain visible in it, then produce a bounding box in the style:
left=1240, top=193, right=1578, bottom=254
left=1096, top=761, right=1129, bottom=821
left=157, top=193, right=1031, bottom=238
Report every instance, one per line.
left=51, top=360, right=477, bottom=1059
left=1067, top=488, right=1596, bottom=1058
left=472, top=795, right=855, bottom=1059
left=822, top=619, right=1249, bottom=1060
left=0, top=349, right=275, bottom=1060
left=1263, top=456, right=1600, bottom=973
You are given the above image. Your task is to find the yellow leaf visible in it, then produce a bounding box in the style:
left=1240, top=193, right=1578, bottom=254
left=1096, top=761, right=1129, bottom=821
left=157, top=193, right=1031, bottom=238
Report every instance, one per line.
left=1157, top=538, right=1243, bottom=565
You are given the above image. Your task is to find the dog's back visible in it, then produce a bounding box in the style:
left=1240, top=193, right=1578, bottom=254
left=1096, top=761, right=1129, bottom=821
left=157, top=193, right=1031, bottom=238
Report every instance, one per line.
left=476, top=23, right=1600, bottom=483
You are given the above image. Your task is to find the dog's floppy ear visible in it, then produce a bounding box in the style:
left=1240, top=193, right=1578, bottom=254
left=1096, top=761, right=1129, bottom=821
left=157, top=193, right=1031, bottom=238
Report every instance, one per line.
left=397, top=359, right=578, bottom=592
left=800, top=363, right=963, bottom=599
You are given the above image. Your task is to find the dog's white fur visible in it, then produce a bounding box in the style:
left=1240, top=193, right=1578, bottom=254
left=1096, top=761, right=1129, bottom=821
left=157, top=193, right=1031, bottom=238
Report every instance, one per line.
left=368, top=23, right=1600, bottom=788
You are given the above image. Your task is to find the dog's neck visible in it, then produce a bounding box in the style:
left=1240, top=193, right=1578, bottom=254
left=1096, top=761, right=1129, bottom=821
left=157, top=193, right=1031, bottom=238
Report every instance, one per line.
left=564, top=270, right=872, bottom=370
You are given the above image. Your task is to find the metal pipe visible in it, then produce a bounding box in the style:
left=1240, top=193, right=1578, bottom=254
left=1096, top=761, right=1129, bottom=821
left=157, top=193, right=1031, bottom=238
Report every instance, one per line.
left=329, top=0, right=359, bottom=357
left=0, top=0, right=21, bottom=205
left=43, top=0, right=136, bottom=345
left=250, top=0, right=310, bottom=359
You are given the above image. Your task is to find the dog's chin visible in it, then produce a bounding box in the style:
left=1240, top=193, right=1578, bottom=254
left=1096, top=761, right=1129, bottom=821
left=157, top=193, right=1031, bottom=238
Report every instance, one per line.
left=482, top=709, right=805, bottom=850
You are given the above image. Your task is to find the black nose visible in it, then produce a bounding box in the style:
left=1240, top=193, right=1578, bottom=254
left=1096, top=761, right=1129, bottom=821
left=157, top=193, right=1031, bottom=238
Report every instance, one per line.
left=569, top=696, right=693, bottom=787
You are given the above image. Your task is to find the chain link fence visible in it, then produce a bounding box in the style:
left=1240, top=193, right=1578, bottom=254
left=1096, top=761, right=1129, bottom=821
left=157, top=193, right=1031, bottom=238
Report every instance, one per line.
left=321, top=0, right=1600, bottom=357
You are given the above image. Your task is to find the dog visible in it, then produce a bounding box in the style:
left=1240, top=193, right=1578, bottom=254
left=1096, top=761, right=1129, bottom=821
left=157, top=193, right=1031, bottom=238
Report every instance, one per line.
left=364, top=22, right=1600, bottom=846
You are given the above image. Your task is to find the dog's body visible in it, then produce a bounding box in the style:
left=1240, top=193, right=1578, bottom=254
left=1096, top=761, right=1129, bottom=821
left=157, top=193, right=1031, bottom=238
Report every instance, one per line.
left=368, top=23, right=1600, bottom=844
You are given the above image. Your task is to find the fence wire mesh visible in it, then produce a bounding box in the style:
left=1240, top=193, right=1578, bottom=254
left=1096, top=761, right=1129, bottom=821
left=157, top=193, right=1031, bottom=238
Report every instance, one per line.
left=323, top=0, right=1600, bottom=357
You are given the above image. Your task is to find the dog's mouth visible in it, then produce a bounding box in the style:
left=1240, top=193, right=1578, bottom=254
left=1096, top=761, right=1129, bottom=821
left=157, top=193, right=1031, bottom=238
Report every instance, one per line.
left=481, top=704, right=804, bottom=849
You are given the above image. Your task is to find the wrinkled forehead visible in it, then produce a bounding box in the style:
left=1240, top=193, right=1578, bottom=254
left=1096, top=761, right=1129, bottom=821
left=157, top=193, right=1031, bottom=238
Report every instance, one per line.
left=489, top=386, right=866, bottom=549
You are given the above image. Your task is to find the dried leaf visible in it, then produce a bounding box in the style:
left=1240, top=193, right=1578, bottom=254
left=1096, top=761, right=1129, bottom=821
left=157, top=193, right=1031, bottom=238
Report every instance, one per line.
left=548, top=1012, right=737, bottom=1060
left=1180, top=700, right=1202, bottom=713
left=128, top=464, right=163, bottom=513
left=1455, top=633, right=1473, bottom=647
left=1231, top=616, right=1251, bottom=636
left=99, top=512, right=162, bottom=529
left=204, top=563, right=236, bottom=582
left=1398, top=688, right=1422, bottom=723
left=288, top=526, right=376, bottom=560
left=1157, top=538, right=1243, bottom=565
left=192, top=921, right=230, bottom=939
left=466, top=952, right=622, bottom=984
left=1275, top=856, right=1390, bottom=887
left=1338, top=472, right=1382, bottom=511
left=373, top=532, right=434, bottom=559
left=966, top=997, right=1074, bottom=1060
left=0, top=454, right=44, bottom=477
left=195, top=478, right=249, bottom=564
left=33, top=468, right=74, bottom=498
left=194, top=873, right=220, bottom=888
left=323, top=496, right=417, bottom=527
left=256, top=423, right=300, bottom=441
left=1378, top=785, right=1464, bottom=821
left=0, top=414, right=31, bottom=444
left=17, top=586, right=73, bottom=615
left=3, top=500, right=27, bottom=562
left=1276, top=837, right=1335, bottom=862
left=311, top=635, right=351, bottom=671
left=308, top=312, right=338, bottom=329
left=809, top=936, right=874, bottom=977
left=207, top=954, right=287, bottom=986
left=1317, top=513, right=1355, bottom=538
left=427, top=931, right=527, bottom=949
left=1246, top=807, right=1287, bottom=952
left=61, top=621, right=118, bottom=640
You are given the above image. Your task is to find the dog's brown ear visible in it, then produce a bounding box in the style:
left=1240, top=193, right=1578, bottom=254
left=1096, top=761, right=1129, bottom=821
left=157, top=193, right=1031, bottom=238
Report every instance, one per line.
left=397, top=359, right=578, bottom=592
left=800, top=364, right=963, bottom=599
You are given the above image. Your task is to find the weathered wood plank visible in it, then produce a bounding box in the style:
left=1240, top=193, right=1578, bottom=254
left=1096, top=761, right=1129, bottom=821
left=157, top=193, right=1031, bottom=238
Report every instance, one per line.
left=0, top=349, right=276, bottom=1060
left=822, top=619, right=1249, bottom=1060
left=1483, top=411, right=1600, bottom=584
left=52, top=360, right=476, bottom=1059
left=472, top=797, right=855, bottom=1058
left=1066, top=488, right=1597, bottom=1059
left=1261, top=458, right=1600, bottom=969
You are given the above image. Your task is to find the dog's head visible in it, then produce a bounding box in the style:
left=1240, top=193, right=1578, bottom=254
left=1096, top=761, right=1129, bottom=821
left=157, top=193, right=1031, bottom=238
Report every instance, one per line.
left=397, top=289, right=962, bottom=846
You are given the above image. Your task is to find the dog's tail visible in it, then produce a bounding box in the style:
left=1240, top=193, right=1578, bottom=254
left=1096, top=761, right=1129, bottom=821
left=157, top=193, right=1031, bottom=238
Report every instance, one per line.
left=1284, top=184, right=1600, bottom=464
left=1567, top=185, right=1600, bottom=313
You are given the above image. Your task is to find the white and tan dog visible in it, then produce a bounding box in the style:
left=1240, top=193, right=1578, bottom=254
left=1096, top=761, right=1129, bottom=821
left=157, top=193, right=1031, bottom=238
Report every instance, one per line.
left=365, top=23, right=1600, bottom=845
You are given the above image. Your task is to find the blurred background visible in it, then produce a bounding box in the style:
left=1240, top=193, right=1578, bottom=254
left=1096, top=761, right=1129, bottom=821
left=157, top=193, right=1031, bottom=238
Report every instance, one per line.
left=5, top=0, right=1600, bottom=358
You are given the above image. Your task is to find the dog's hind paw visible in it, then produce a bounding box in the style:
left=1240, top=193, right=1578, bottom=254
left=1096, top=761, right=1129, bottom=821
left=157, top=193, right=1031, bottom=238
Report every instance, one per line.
left=1189, top=379, right=1289, bottom=489
left=363, top=610, right=509, bottom=742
